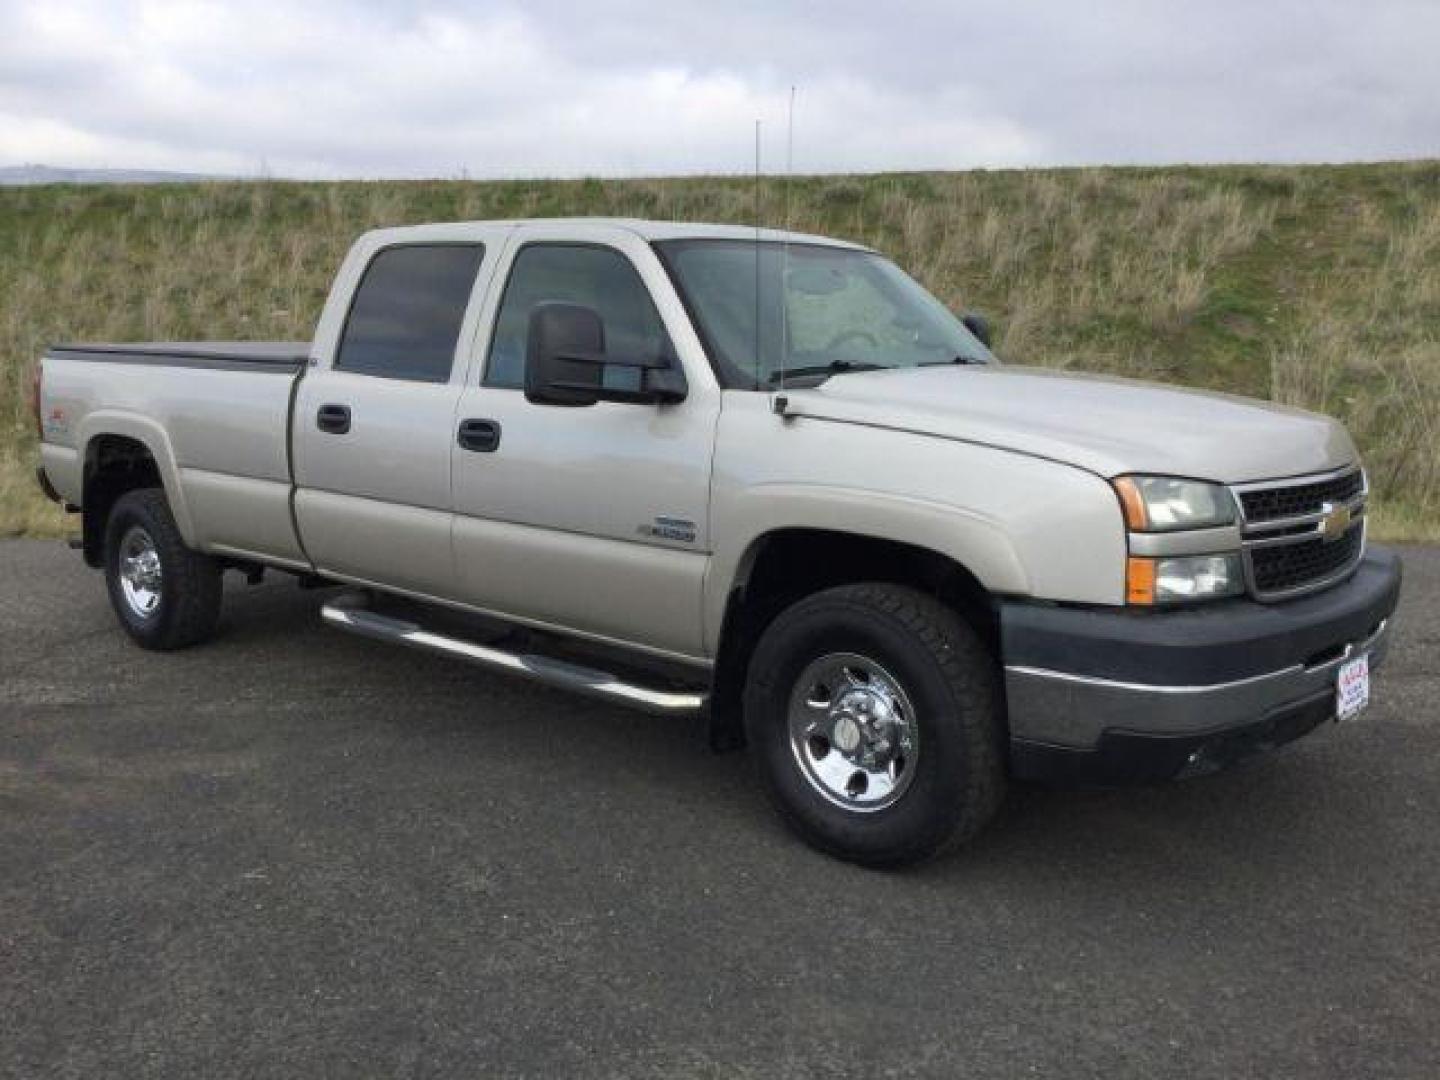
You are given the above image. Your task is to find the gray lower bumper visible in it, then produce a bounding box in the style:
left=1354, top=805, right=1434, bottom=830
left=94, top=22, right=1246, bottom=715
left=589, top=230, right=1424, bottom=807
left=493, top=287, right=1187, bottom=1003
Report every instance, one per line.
left=999, top=547, right=1402, bottom=782
left=1005, top=617, right=1391, bottom=750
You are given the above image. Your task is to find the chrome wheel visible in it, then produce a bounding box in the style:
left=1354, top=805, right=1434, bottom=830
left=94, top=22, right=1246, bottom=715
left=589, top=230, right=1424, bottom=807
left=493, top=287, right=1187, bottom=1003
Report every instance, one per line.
left=787, top=652, right=919, bottom=812
left=118, top=525, right=163, bottom=619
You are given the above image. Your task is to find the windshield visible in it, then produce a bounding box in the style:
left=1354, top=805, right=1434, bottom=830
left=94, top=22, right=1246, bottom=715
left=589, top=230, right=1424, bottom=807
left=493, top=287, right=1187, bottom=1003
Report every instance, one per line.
left=654, top=239, right=994, bottom=389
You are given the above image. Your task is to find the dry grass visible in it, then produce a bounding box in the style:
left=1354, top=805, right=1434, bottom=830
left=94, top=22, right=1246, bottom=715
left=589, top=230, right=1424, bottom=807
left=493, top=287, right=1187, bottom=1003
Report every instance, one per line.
left=1269, top=176, right=1440, bottom=531
left=1, top=162, right=1437, bottom=540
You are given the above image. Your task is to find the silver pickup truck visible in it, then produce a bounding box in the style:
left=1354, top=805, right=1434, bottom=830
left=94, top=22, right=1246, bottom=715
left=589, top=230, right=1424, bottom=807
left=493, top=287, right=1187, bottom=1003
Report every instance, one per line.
left=33, top=217, right=1402, bottom=865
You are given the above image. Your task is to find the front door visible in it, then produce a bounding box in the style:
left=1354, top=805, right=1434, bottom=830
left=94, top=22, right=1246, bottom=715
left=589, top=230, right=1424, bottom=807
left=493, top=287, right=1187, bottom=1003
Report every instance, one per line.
left=450, top=230, right=719, bottom=660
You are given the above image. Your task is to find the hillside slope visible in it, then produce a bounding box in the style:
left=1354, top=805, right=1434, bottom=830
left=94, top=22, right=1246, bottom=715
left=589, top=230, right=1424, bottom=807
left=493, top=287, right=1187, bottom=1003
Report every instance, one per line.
left=2, top=163, right=1437, bottom=539
left=0, top=165, right=232, bottom=186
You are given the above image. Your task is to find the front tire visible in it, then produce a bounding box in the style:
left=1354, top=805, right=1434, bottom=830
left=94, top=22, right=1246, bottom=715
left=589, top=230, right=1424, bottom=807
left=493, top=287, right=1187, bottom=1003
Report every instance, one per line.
left=104, top=488, right=223, bottom=650
left=743, top=583, right=1005, bottom=867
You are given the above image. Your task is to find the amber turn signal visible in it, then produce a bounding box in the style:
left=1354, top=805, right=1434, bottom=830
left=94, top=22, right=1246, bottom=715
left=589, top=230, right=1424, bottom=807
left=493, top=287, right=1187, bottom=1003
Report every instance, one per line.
left=1112, top=476, right=1149, bottom=531
left=1126, top=556, right=1157, bottom=605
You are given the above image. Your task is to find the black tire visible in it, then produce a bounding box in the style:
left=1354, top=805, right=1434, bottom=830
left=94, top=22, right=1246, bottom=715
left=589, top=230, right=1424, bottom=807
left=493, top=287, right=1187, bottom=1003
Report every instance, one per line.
left=104, top=487, right=223, bottom=650
left=743, top=583, right=1005, bottom=867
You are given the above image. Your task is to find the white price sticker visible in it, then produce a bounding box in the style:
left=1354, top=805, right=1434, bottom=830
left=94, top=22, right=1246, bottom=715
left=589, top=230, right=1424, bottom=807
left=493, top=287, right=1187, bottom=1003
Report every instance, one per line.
left=1337, top=654, right=1370, bottom=721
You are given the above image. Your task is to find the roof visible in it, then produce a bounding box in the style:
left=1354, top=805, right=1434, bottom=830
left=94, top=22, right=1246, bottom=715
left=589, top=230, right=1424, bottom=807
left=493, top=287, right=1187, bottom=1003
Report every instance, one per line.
left=358, top=217, right=872, bottom=251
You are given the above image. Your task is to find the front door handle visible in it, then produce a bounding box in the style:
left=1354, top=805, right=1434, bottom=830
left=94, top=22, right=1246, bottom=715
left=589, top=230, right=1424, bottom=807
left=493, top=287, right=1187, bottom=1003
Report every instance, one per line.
left=457, top=418, right=501, bottom=453
left=317, top=403, right=351, bottom=434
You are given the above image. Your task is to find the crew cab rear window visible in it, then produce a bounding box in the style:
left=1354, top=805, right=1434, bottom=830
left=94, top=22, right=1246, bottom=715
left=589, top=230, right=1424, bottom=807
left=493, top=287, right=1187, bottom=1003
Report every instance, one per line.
left=485, top=244, right=673, bottom=389
left=336, top=244, right=484, bottom=382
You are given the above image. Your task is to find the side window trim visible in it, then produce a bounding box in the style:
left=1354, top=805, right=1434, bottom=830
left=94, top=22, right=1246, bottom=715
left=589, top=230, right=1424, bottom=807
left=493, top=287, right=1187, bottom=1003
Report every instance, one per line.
left=480, top=240, right=675, bottom=391
left=333, top=241, right=486, bottom=385
left=450, top=232, right=515, bottom=388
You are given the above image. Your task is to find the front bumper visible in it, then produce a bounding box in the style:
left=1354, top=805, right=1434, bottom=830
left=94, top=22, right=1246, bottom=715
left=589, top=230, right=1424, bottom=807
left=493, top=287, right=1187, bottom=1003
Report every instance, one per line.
left=1002, top=546, right=1402, bottom=785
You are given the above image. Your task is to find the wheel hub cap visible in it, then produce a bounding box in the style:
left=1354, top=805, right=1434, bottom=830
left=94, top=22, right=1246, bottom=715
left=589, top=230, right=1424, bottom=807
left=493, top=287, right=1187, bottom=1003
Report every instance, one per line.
left=788, top=652, right=919, bottom=812
left=831, top=711, right=863, bottom=753
left=118, top=526, right=162, bottom=618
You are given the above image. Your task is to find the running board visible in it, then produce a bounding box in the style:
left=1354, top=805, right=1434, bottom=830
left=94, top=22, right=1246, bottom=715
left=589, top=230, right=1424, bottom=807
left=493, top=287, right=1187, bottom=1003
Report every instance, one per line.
left=320, top=594, right=708, bottom=717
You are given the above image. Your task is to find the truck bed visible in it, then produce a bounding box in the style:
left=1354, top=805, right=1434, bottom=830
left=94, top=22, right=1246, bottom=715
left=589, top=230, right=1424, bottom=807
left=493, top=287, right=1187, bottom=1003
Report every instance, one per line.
left=50, top=341, right=310, bottom=371
left=41, top=340, right=312, bottom=569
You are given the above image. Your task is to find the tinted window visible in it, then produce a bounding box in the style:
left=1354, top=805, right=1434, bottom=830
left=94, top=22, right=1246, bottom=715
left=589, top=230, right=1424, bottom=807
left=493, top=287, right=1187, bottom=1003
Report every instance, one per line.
left=336, top=244, right=484, bottom=382
left=485, top=244, right=673, bottom=389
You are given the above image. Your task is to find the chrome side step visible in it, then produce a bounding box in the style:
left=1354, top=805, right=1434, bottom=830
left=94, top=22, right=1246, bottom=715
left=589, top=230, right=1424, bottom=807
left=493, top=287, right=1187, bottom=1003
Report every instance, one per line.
left=320, top=593, right=708, bottom=717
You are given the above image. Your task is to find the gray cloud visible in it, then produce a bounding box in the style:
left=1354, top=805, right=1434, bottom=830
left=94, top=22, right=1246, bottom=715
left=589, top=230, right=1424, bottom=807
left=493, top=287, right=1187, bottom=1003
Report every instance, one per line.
left=0, top=0, right=1435, bottom=177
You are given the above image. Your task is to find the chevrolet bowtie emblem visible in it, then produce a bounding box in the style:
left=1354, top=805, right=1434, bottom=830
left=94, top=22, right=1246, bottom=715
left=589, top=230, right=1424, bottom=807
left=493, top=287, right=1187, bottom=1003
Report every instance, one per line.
left=1318, top=501, right=1352, bottom=542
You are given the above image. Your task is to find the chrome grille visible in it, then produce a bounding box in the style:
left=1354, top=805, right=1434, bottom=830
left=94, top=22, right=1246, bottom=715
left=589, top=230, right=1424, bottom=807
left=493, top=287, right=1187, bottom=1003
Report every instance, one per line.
left=1232, top=466, right=1367, bottom=600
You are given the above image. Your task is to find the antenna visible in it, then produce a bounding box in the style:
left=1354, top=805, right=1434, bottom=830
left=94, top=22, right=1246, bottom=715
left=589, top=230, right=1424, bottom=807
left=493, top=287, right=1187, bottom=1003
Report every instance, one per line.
left=754, top=119, right=762, bottom=390
left=785, top=85, right=796, bottom=229
left=777, top=85, right=796, bottom=393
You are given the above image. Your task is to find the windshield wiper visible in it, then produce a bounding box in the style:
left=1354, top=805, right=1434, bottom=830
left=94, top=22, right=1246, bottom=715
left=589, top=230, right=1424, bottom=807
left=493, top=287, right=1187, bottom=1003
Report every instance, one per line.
left=918, top=355, right=986, bottom=367
left=765, top=360, right=884, bottom=385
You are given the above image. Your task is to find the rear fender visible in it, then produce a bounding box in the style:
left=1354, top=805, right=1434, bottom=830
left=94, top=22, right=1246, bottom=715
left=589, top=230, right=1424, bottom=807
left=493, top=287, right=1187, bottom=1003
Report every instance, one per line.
left=79, top=412, right=196, bottom=545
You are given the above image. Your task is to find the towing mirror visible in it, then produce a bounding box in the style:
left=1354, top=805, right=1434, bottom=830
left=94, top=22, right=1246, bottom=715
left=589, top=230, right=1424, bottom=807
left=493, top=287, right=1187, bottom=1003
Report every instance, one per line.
left=524, top=302, right=686, bottom=407
left=961, top=312, right=993, bottom=349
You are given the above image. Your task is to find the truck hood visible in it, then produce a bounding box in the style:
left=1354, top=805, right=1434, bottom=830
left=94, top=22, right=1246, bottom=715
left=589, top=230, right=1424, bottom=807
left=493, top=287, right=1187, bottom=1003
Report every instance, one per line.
left=781, top=365, right=1357, bottom=483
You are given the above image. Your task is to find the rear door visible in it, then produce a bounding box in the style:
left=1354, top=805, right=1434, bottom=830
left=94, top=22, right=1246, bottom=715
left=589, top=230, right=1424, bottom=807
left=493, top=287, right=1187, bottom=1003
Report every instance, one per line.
left=294, top=237, right=500, bottom=596
left=449, top=225, right=721, bottom=660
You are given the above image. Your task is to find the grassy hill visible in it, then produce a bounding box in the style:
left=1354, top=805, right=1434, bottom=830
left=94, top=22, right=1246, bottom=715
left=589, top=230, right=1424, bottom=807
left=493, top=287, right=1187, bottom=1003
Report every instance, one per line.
left=2, top=163, right=1438, bottom=539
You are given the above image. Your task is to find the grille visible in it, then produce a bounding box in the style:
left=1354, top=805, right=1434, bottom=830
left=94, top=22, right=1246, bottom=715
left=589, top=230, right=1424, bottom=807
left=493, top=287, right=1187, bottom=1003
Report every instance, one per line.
left=1234, top=467, right=1367, bottom=599
left=1239, top=469, right=1364, bottom=523
left=1249, top=525, right=1364, bottom=595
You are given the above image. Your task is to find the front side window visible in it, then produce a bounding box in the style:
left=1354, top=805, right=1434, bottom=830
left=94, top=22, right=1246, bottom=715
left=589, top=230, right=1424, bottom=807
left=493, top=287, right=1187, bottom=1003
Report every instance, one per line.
left=485, top=244, right=674, bottom=389
left=654, top=240, right=993, bottom=389
left=335, top=244, right=485, bottom=382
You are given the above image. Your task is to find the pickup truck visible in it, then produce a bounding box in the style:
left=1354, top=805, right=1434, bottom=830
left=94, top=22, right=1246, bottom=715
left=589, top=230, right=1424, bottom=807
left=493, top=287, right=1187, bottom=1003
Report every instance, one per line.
left=33, top=217, right=1402, bottom=866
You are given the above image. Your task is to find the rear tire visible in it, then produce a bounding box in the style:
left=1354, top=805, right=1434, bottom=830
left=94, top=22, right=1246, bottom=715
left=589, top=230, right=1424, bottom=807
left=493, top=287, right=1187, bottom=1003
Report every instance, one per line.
left=104, top=488, right=223, bottom=650
left=743, top=583, right=1005, bottom=867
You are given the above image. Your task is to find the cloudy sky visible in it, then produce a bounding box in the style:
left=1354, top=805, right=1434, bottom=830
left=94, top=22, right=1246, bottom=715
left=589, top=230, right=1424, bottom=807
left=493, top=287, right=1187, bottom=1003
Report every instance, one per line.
left=1, top=0, right=1436, bottom=178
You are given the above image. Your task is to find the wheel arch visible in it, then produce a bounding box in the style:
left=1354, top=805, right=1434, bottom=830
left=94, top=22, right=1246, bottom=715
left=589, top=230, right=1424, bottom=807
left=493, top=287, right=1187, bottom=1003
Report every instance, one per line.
left=79, top=415, right=194, bottom=567
left=706, top=526, right=1006, bottom=751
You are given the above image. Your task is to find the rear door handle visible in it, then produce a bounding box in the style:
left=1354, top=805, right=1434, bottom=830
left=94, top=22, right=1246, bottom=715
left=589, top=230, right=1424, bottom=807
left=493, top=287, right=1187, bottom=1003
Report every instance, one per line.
left=317, top=403, right=351, bottom=434
left=457, top=418, right=501, bottom=453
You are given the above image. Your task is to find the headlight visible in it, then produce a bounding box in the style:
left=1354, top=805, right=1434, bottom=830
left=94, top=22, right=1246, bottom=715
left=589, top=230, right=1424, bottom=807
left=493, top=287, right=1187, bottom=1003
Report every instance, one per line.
left=1126, top=553, right=1245, bottom=604
left=1112, top=475, right=1236, bottom=532
left=1113, top=476, right=1243, bottom=604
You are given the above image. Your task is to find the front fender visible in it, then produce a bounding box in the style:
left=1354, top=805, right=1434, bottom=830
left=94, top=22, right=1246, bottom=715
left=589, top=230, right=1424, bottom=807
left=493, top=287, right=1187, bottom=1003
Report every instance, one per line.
left=704, top=484, right=1033, bottom=652
left=705, top=403, right=1130, bottom=653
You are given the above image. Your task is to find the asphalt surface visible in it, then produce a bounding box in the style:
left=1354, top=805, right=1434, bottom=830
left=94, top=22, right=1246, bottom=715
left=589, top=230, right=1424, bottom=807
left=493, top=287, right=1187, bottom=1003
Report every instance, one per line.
left=2, top=539, right=1437, bottom=1078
